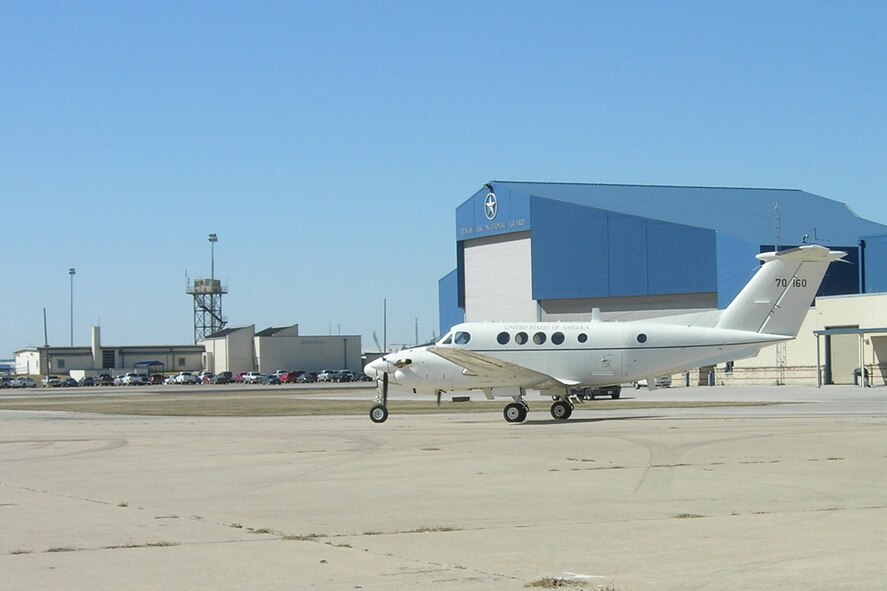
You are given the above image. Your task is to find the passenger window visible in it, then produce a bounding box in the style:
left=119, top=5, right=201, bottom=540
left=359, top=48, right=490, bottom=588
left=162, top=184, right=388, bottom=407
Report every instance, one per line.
left=637, top=333, right=647, bottom=344
left=515, top=332, right=528, bottom=345
left=578, top=333, right=588, bottom=343
left=454, top=331, right=471, bottom=345
left=552, top=332, right=565, bottom=345
left=533, top=332, right=546, bottom=345
left=497, top=332, right=510, bottom=345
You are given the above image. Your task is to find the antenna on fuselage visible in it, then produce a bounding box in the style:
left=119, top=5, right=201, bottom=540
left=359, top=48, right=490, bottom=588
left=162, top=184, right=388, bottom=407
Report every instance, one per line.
left=591, top=308, right=602, bottom=322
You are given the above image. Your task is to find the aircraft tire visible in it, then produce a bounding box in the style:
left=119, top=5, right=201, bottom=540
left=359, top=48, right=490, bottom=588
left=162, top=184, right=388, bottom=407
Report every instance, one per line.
left=550, top=400, right=572, bottom=420
left=369, top=404, right=389, bottom=423
left=611, top=389, right=621, bottom=399
left=504, top=402, right=527, bottom=423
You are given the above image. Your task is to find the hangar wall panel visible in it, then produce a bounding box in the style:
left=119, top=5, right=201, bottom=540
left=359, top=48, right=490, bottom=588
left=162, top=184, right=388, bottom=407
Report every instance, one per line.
left=607, top=214, right=648, bottom=296
left=530, top=197, right=609, bottom=298
left=646, top=222, right=716, bottom=295
left=438, top=269, right=463, bottom=335
left=716, top=234, right=761, bottom=308
left=463, top=232, right=536, bottom=322
left=530, top=197, right=717, bottom=301
left=863, top=235, right=887, bottom=293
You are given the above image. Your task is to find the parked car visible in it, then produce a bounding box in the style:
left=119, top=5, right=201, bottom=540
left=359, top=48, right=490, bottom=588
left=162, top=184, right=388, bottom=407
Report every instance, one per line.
left=61, top=377, right=79, bottom=387
left=95, top=373, right=113, bottom=386
left=297, top=371, right=318, bottom=383
left=211, top=372, right=232, bottom=384
left=146, top=374, right=165, bottom=385
left=263, top=374, right=281, bottom=385
left=122, top=372, right=145, bottom=386
left=316, top=369, right=339, bottom=382
left=10, top=376, right=36, bottom=388
left=632, top=375, right=673, bottom=389
left=173, top=372, right=200, bottom=385
left=78, top=376, right=95, bottom=387
left=234, top=372, right=247, bottom=383
left=336, top=370, right=354, bottom=383
left=242, top=372, right=265, bottom=384
left=0, top=376, right=11, bottom=388
left=199, top=371, right=215, bottom=384
left=163, top=375, right=177, bottom=385
left=42, top=375, right=62, bottom=387
left=278, top=370, right=303, bottom=384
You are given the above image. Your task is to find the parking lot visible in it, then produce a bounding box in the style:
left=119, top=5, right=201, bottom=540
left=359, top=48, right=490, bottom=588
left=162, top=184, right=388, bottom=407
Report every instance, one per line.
left=2, top=384, right=887, bottom=590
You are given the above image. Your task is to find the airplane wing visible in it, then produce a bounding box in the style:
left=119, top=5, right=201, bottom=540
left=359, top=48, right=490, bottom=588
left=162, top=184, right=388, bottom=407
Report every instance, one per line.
left=427, top=346, right=578, bottom=390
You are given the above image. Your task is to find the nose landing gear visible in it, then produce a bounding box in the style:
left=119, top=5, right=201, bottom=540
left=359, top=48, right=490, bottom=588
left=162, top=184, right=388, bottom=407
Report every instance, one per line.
left=369, top=372, right=389, bottom=423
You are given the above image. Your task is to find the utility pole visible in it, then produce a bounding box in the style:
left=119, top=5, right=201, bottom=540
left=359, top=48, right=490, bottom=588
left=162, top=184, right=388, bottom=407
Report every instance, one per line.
left=68, top=268, right=76, bottom=346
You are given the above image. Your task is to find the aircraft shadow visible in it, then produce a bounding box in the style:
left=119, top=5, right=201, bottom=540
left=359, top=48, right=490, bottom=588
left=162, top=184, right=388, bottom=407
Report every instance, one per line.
left=520, top=414, right=660, bottom=426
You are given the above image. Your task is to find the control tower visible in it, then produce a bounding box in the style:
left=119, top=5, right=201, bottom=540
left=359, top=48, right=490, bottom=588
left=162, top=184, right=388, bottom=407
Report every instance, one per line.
left=187, top=233, right=228, bottom=343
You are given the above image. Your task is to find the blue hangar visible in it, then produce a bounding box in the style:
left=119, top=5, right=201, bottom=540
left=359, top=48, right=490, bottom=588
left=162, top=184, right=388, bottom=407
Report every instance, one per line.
left=439, top=181, right=887, bottom=333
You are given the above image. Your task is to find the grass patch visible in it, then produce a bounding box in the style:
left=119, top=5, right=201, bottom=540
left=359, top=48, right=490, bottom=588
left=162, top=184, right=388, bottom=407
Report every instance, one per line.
left=525, top=577, right=588, bottom=588
left=250, top=528, right=278, bottom=535
left=229, top=523, right=243, bottom=529
left=0, top=387, right=781, bottom=417
left=117, top=501, right=128, bottom=507
left=46, top=546, right=79, bottom=553
left=105, top=541, right=179, bottom=549
left=673, top=513, right=705, bottom=519
left=409, top=526, right=460, bottom=533
left=282, top=533, right=324, bottom=541
left=10, top=549, right=32, bottom=555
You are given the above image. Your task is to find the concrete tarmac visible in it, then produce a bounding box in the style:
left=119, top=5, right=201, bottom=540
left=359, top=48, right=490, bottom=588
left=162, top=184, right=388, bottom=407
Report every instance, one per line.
left=2, top=385, right=887, bottom=590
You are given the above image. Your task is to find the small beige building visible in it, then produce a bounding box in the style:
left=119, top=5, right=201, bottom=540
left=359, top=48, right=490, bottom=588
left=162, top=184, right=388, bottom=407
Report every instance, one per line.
left=15, top=327, right=204, bottom=377
left=720, top=293, right=887, bottom=386
left=203, top=324, right=362, bottom=375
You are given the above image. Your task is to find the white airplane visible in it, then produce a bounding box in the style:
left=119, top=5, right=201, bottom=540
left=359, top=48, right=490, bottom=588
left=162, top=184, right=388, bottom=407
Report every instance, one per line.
left=364, top=245, right=845, bottom=423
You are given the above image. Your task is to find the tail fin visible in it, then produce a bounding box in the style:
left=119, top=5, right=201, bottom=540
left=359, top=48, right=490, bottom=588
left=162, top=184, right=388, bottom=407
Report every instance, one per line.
left=716, top=245, right=846, bottom=336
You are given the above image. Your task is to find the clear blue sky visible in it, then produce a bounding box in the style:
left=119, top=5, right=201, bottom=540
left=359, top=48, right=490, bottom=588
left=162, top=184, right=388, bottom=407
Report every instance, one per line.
left=2, top=1, right=886, bottom=358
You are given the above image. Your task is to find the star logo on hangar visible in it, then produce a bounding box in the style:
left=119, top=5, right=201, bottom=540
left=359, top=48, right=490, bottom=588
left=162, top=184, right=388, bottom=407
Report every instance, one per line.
left=484, top=193, right=498, bottom=220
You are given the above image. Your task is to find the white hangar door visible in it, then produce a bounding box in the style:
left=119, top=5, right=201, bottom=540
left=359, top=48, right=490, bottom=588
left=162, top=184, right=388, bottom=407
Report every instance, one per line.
left=463, top=231, right=538, bottom=322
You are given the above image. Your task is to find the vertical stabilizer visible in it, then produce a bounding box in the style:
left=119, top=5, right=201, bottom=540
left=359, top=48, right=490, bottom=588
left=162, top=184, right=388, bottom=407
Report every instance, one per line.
left=716, top=245, right=846, bottom=336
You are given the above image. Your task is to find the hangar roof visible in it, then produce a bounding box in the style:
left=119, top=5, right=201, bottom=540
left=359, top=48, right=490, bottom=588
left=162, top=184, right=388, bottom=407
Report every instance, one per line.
left=487, top=181, right=887, bottom=245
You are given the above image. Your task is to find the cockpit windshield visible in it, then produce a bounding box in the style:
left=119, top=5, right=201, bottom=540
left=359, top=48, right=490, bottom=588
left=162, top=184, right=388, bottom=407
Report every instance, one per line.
left=438, top=331, right=453, bottom=345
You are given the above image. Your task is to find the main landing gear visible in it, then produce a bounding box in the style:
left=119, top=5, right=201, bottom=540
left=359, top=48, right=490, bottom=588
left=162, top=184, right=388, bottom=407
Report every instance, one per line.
left=550, top=399, right=573, bottom=420
left=500, top=390, right=576, bottom=423
left=501, top=395, right=575, bottom=422
left=503, top=401, right=529, bottom=423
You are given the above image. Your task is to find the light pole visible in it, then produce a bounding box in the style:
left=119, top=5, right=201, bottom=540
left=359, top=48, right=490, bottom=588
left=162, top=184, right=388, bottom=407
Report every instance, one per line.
left=68, top=268, right=76, bottom=346
left=208, top=233, right=218, bottom=280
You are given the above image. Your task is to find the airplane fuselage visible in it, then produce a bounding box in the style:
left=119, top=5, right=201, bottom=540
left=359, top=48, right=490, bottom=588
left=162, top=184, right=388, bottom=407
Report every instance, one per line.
left=371, top=320, right=787, bottom=394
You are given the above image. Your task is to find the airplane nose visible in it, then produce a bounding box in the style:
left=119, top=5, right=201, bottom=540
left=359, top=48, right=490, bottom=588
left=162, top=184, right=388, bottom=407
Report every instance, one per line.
left=364, top=358, right=384, bottom=380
